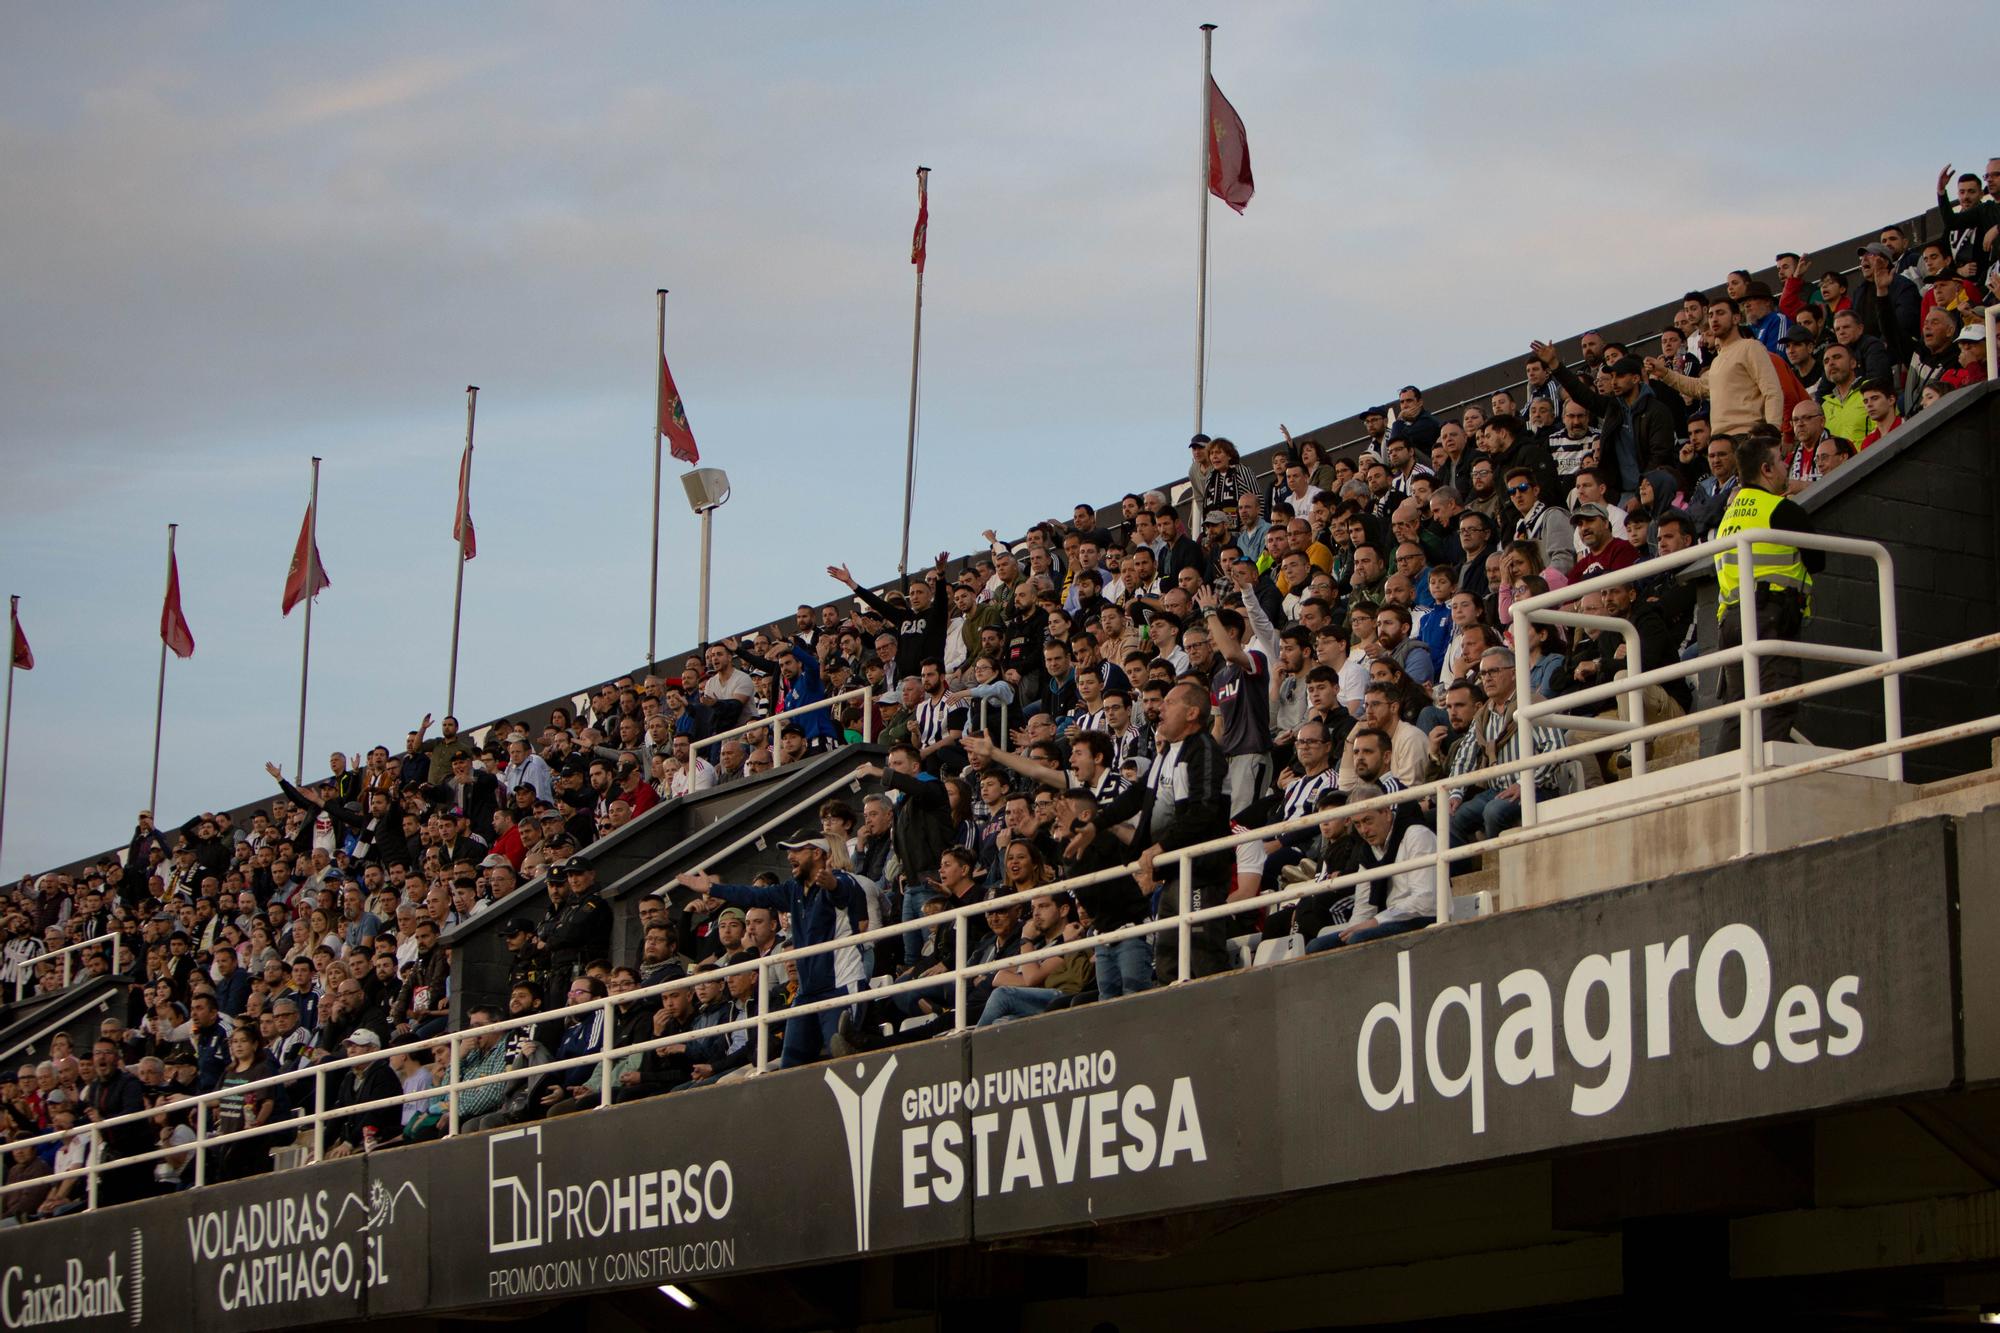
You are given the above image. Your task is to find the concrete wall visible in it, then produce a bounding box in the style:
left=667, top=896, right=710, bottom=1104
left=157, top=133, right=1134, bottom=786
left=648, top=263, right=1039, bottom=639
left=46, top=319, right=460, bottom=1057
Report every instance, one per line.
left=1802, top=383, right=2000, bottom=781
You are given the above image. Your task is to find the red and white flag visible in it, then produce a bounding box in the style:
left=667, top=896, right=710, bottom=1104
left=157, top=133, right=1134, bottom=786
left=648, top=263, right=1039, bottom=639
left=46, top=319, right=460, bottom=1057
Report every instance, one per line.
left=454, top=440, right=478, bottom=560
left=1206, top=75, right=1254, bottom=214
left=8, top=605, right=30, bottom=671
left=658, top=352, right=700, bottom=465
left=911, top=169, right=929, bottom=274
left=281, top=504, right=331, bottom=617
left=161, top=553, right=195, bottom=658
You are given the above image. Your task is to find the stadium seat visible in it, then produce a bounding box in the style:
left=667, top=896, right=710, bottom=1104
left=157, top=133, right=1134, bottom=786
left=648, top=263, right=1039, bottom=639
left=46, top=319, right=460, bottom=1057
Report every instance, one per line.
left=1253, top=934, right=1304, bottom=966
left=1226, top=932, right=1259, bottom=970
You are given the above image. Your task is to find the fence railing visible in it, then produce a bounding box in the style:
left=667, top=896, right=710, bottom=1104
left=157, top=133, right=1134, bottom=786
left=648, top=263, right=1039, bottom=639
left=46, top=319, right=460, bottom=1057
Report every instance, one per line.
left=9, top=930, right=125, bottom=1003
left=10, top=537, right=1997, bottom=1218
left=689, top=685, right=875, bottom=764
left=1510, top=528, right=1902, bottom=851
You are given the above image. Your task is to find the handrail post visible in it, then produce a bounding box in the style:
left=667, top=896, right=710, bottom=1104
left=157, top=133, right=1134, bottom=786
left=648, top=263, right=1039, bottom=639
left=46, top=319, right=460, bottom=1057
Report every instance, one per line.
left=1875, top=546, right=1904, bottom=782
left=61, top=951, right=72, bottom=989
left=1431, top=792, right=1451, bottom=928
left=446, top=1035, right=462, bottom=1138
left=597, top=996, right=615, bottom=1108
left=1736, top=538, right=1762, bottom=858
left=85, top=1124, right=101, bottom=1213
left=1175, top=857, right=1192, bottom=984
left=862, top=689, right=875, bottom=743
left=310, top=1068, right=326, bottom=1164
left=1513, top=604, right=1538, bottom=829
left=754, top=960, right=769, bottom=1073
left=951, top=911, right=969, bottom=1031
left=192, top=1100, right=208, bottom=1188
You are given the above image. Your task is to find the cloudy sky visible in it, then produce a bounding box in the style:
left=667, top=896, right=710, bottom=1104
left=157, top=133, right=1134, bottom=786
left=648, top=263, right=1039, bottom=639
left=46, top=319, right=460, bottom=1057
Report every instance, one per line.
left=0, top=1, right=1982, bottom=876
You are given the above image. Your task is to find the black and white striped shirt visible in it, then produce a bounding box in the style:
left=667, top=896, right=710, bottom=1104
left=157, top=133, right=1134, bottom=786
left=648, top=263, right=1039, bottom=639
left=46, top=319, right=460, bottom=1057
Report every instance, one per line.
left=1280, top=765, right=1339, bottom=824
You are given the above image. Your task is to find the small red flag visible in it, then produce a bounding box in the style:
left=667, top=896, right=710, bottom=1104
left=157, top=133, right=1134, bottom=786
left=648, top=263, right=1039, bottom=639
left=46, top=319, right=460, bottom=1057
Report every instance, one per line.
left=8, top=606, right=30, bottom=671
left=911, top=170, right=929, bottom=274
left=454, top=441, right=478, bottom=560
left=161, top=553, right=195, bottom=658
left=281, top=504, right=331, bottom=617
left=1206, top=75, right=1254, bottom=214
left=658, top=352, right=700, bottom=465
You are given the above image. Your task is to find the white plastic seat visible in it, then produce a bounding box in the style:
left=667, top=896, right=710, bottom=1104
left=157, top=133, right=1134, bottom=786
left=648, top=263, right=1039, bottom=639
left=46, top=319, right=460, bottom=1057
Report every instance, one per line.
left=1449, top=891, right=1493, bottom=922
left=1226, top=932, right=1259, bottom=971
left=1252, top=934, right=1304, bottom=966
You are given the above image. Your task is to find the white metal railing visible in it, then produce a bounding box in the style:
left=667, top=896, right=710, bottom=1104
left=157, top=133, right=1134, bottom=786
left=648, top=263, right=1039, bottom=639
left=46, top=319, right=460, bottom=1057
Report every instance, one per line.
left=9, top=931, right=125, bottom=1002
left=1511, top=528, right=1903, bottom=850
left=689, top=685, right=875, bottom=763
left=11, top=544, right=2000, bottom=1217
left=1987, top=304, right=1997, bottom=385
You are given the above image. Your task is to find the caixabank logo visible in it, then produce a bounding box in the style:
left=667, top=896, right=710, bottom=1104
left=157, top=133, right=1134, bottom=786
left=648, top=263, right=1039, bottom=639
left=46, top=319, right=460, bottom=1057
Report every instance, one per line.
left=0, top=1229, right=142, bottom=1329
left=826, top=1046, right=1210, bottom=1250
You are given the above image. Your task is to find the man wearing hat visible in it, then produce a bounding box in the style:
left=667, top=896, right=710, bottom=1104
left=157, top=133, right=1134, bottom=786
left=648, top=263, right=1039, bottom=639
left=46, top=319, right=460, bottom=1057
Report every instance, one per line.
left=324, top=1029, right=401, bottom=1157
left=538, top=857, right=609, bottom=998
left=500, top=917, right=548, bottom=999
left=677, top=837, right=867, bottom=1067
left=1531, top=340, right=1678, bottom=499
left=1570, top=503, right=1640, bottom=581
left=1943, top=322, right=1990, bottom=392
left=1739, top=280, right=1790, bottom=352
left=1852, top=243, right=1920, bottom=351
left=1780, top=325, right=1825, bottom=398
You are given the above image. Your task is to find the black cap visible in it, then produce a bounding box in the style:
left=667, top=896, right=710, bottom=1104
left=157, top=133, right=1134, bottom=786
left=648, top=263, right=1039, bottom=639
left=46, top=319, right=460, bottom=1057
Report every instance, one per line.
left=1189, top=433, right=1211, bottom=447
left=560, top=856, right=591, bottom=874
left=1742, top=279, right=1776, bottom=302
left=1361, top=404, right=1388, bottom=419
left=1605, top=358, right=1642, bottom=376
left=1779, top=325, right=1815, bottom=346
left=502, top=918, right=535, bottom=936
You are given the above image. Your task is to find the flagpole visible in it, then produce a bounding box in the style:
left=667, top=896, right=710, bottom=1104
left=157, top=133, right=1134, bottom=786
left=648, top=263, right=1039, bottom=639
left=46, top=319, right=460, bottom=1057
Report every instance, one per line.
left=296, top=457, right=321, bottom=781
left=1194, top=23, right=1216, bottom=437
left=648, top=289, right=666, bottom=667
left=0, top=597, right=16, bottom=871
left=148, top=525, right=177, bottom=817
left=898, top=167, right=930, bottom=582
left=448, top=386, right=478, bottom=717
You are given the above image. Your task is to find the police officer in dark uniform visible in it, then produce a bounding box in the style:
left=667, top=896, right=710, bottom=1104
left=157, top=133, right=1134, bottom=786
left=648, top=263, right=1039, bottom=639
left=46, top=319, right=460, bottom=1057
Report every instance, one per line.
left=501, top=918, right=548, bottom=999
left=539, top=857, right=610, bottom=996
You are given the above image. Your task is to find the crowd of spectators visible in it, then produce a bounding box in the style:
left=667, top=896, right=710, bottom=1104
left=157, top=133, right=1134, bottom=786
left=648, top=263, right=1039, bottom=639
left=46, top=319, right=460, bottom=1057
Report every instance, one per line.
left=1, top=160, right=1995, bottom=1212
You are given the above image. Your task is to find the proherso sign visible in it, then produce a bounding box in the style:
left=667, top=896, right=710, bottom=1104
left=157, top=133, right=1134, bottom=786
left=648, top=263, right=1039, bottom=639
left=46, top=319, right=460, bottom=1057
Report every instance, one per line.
left=12, top=822, right=1960, bottom=1327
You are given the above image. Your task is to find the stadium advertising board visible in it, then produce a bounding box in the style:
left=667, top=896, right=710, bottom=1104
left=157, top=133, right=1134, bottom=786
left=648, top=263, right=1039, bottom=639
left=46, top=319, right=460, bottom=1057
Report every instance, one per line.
left=17, top=826, right=1957, bottom=1328
left=1285, top=823, right=1957, bottom=1183
left=421, top=1030, right=972, bottom=1310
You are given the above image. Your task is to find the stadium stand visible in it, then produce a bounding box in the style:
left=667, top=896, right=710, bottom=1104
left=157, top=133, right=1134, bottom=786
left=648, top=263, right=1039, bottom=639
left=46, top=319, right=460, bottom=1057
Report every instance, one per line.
left=1, top=161, right=1996, bottom=1226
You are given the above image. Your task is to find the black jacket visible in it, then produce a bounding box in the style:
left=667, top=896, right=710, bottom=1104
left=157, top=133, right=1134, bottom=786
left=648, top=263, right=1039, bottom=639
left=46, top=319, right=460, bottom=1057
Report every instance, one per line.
left=853, top=581, right=948, bottom=682
left=881, top=768, right=953, bottom=883
left=1551, top=364, right=1680, bottom=497
left=1091, top=729, right=1230, bottom=886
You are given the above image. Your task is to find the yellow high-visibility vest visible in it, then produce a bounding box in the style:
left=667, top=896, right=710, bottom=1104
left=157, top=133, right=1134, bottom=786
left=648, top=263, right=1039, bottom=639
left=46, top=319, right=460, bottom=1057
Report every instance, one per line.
left=1714, top=486, right=1810, bottom=616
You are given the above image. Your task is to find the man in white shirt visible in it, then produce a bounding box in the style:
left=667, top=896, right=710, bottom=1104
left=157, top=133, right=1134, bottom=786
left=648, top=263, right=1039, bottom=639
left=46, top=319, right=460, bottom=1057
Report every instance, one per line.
left=1304, top=782, right=1440, bottom=952
left=700, top=642, right=756, bottom=727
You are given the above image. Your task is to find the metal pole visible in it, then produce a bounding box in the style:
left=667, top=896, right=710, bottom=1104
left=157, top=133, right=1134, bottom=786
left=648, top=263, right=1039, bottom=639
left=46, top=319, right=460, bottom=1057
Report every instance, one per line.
left=446, top=1035, right=461, bottom=1139
left=149, top=525, right=176, bottom=816
left=296, top=458, right=322, bottom=781
left=448, top=387, right=478, bottom=717
left=898, top=167, right=929, bottom=581
left=0, top=596, right=16, bottom=872
left=648, top=290, right=667, bottom=669
left=1737, top=541, right=1762, bottom=858
left=754, top=960, right=769, bottom=1073
left=1194, top=24, right=1216, bottom=437
left=1176, top=857, right=1193, bottom=984
left=697, top=506, right=714, bottom=645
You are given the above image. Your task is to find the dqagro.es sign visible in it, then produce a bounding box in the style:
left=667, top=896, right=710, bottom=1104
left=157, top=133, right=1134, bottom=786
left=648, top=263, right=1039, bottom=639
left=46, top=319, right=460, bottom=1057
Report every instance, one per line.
left=1286, top=821, right=1957, bottom=1182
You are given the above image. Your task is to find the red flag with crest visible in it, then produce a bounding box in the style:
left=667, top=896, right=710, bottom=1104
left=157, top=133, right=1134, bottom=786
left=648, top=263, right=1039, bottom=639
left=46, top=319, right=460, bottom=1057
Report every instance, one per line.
left=1206, top=75, right=1254, bottom=214
left=658, top=353, right=700, bottom=465
left=281, top=505, right=330, bottom=617
left=161, top=554, right=195, bottom=658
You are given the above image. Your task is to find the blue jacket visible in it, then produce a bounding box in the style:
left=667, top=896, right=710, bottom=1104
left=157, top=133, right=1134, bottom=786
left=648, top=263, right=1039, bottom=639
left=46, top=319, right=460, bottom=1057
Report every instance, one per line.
left=778, top=638, right=836, bottom=740
left=708, top=872, right=866, bottom=999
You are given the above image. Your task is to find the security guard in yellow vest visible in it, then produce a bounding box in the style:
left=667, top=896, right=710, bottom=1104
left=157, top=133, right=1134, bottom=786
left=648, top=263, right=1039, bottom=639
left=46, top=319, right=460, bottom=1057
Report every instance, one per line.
left=1712, top=432, right=1821, bottom=752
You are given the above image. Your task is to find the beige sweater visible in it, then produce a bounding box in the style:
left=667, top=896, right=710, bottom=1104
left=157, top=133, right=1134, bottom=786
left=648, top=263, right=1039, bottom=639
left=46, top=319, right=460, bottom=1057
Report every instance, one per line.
left=1658, top=334, right=1784, bottom=438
